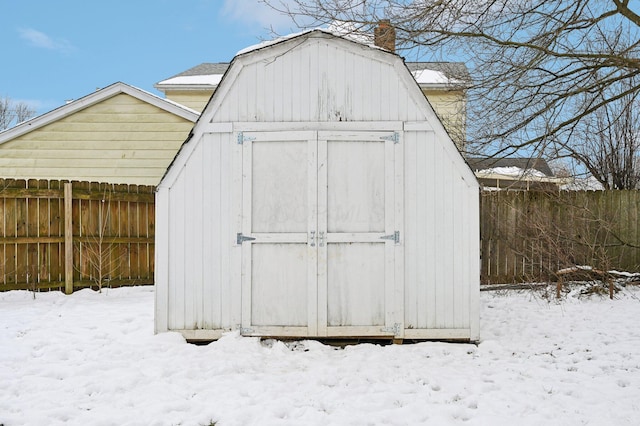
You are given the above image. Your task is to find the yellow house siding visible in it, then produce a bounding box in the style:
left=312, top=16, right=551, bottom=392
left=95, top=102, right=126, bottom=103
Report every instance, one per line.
left=0, top=94, right=193, bottom=185
left=164, top=90, right=213, bottom=113
left=424, top=89, right=466, bottom=150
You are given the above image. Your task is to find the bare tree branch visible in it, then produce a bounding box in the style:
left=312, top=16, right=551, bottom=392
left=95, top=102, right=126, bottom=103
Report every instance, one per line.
left=0, top=95, right=36, bottom=130
left=266, top=0, right=640, bottom=179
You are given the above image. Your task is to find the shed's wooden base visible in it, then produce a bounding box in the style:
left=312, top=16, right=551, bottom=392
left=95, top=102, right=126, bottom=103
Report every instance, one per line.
left=176, top=330, right=474, bottom=346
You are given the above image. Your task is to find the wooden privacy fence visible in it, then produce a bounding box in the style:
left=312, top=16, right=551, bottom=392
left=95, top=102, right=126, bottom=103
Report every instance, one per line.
left=0, top=179, right=154, bottom=293
left=481, top=190, right=640, bottom=284
left=3, top=179, right=639, bottom=290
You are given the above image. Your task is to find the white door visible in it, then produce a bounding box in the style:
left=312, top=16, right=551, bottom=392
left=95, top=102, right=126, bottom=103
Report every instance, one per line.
left=239, top=130, right=402, bottom=338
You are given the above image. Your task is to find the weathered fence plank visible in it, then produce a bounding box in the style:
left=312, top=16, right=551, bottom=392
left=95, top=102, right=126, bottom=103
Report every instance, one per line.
left=3, top=179, right=637, bottom=290
left=0, top=179, right=155, bottom=292
left=480, top=190, right=640, bottom=284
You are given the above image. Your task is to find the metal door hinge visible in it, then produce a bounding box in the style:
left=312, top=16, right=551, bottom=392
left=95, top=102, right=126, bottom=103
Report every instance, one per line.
left=380, top=231, right=400, bottom=244
left=381, top=323, right=401, bottom=336
left=237, top=132, right=256, bottom=144
left=237, top=233, right=256, bottom=244
left=380, top=132, right=400, bottom=144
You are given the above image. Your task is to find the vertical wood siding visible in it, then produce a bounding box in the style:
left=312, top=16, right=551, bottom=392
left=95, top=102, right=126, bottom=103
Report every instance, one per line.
left=212, top=39, right=427, bottom=124
left=403, top=130, right=479, bottom=335
left=156, top=32, right=480, bottom=340
left=161, top=132, right=234, bottom=332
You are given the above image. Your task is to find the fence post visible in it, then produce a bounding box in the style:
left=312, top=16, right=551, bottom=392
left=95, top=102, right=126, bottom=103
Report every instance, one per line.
left=64, top=182, right=73, bottom=294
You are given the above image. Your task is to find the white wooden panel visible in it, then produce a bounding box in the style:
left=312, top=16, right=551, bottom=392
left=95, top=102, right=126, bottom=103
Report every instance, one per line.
left=403, top=132, right=418, bottom=329
left=252, top=140, right=308, bottom=233
left=419, top=131, right=437, bottom=329
left=248, top=233, right=308, bottom=243
left=230, top=133, right=243, bottom=329
left=319, top=131, right=397, bottom=336
left=434, top=141, right=455, bottom=329
left=327, top=243, right=385, bottom=327
left=453, top=176, right=468, bottom=329
left=241, top=138, right=253, bottom=332
left=327, top=140, right=385, bottom=232
left=202, top=133, right=222, bottom=329
left=202, top=122, right=233, bottom=133
left=251, top=243, right=309, bottom=326
left=233, top=121, right=403, bottom=132
left=154, top=188, right=169, bottom=333
left=324, top=232, right=394, bottom=243
left=307, top=138, right=319, bottom=336
left=241, top=131, right=317, bottom=335
left=404, top=328, right=471, bottom=340
left=316, top=137, right=328, bottom=336
left=469, top=188, right=481, bottom=341
left=183, top=140, right=204, bottom=329
left=384, top=136, right=396, bottom=331
left=393, top=132, right=405, bottom=336
left=211, top=37, right=430, bottom=124
left=167, top=170, right=186, bottom=330
left=325, top=326, right=394, bottom=337
left=405, top=129, right=479, bottom=335
left=240, top=326, right=309, bottom=337
left=404, top=121, right=433, bottom=131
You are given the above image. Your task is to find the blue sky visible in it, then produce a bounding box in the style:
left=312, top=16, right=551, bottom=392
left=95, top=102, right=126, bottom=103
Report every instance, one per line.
left=1, top=0, right=297, bottom=116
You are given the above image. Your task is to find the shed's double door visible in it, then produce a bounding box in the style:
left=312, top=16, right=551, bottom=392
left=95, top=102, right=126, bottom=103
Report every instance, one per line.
left=239, top=130, right=401, bottom=338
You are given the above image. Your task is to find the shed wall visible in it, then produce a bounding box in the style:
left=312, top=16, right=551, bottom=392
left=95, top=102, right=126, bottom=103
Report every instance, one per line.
left=210, top=39, right=429, bottom=124
left=156, top=132, right=239, bottom=336
left=403, top=130, right=479, bottom=340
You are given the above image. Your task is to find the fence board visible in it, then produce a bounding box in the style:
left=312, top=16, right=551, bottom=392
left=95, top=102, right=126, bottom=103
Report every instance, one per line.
left=0, top=179, right=155, bottom=292
left=3, top=180, right=637, bottom=290
left=481, top=190, right=640, bottom=284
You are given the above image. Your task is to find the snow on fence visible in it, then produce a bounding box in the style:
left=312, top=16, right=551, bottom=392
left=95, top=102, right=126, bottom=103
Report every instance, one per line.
left=0, top=179, right=154, bottom=293
left=480, top=190, right=640, bottom=284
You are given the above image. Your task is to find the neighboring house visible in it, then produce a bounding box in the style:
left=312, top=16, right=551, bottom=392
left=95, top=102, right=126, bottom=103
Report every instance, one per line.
left=155, top=62, right=469, bottom=150
left=468, top=157, right=566, bottom=190
left=0, top=82, right=199, bottom=186
left=155, top=29, right=480, bottom=342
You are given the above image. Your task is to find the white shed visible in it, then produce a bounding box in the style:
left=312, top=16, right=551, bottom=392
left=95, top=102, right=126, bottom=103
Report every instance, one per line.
left=155, top=30, right=480, bottom=342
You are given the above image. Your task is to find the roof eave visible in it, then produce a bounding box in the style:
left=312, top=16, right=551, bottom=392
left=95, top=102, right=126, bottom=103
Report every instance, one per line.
left=418, top=82, right=468, bottom=90
left=154, top=83, right=218, bottom=92
left=0, top=82, right=199, bottom=145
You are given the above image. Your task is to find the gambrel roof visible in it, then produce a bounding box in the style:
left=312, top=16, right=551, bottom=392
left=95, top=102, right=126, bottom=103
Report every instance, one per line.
left=155, top=61, right=470, bottom=91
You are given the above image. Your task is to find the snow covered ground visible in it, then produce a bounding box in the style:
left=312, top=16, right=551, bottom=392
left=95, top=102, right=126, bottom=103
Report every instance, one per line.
left=1, top=286, right=639, bottom=426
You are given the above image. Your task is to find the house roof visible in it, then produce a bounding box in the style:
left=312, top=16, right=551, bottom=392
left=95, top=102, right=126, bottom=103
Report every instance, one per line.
left=0, top=82, right=200, bottom=145
left=155, top=61, right=470, bottom=90
left=467, top=157, right=554, bottom=176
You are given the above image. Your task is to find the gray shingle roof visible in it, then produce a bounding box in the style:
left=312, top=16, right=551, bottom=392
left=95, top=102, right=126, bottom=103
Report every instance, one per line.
left=161, top=61, right=469, bottom=85
left=467, top=158, right=554, bottom=176
left=166, top=63, right=230, bottom=79
left=406, top=62, right=470, bottom=83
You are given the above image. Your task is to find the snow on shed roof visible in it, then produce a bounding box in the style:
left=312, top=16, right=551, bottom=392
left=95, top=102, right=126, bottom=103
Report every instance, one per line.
left=155, top=28, right=469, bottom=90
